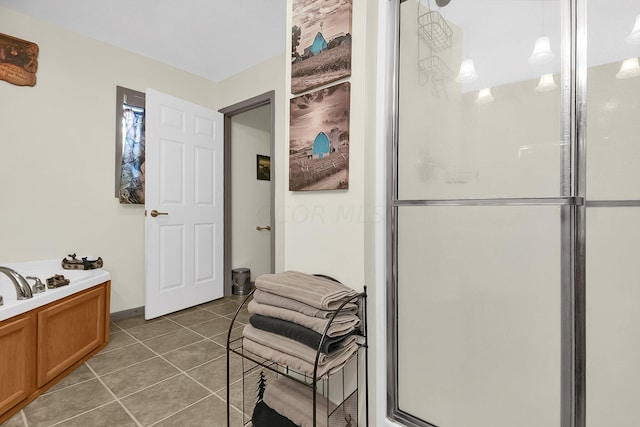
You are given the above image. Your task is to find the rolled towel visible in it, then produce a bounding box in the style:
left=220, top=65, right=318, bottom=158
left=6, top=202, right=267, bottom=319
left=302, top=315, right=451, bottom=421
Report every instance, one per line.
left=263, top=375, right=348, bottom=427
left=255, top=271, right=358, bottom=310
left=254, top=289, right=358, bottom=319
left=248, top=299, right=360, bottom=337
left=249, top=314, right=354, bottom=354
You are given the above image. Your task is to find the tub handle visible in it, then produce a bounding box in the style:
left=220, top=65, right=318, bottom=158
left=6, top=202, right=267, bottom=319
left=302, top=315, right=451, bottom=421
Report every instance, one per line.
left=26, top=276, right=46, bottom=294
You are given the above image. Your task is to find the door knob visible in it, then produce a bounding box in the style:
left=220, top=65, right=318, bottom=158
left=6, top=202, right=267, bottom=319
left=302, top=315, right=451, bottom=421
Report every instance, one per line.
left=256, top=225, right=271, bottom=231
left=150, top=210, right=169, bottom=218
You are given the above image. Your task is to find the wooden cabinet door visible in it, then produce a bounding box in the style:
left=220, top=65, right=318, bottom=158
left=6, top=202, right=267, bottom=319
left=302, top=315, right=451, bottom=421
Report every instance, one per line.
left=37, top=285, right=106, bottom=387
left=0, top=313, right=36, bottom=415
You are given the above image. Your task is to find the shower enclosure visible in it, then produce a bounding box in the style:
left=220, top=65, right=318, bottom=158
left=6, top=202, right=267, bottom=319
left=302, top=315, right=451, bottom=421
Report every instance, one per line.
left=387, top=1, right=640, bottom=426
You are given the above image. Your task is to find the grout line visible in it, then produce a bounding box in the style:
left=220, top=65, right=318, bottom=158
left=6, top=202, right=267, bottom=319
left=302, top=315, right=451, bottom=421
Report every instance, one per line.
left=146, top=394, right=211, bottom=426
left=84, top=363, right=144, bottom=427
left=17, top=297, right=243, bottom=427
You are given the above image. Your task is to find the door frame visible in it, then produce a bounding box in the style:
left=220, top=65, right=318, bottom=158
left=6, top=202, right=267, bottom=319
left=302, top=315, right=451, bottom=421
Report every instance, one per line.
left=219, top=91, right=276, bottom=296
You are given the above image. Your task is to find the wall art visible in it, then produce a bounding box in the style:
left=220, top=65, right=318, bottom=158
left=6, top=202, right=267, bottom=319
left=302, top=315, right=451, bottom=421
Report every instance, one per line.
left=0, top=33, right=39, bottom=87
left=115, top=86, right=146, bottom=204
left=291, top=0, right=352, bottom=94
left=257, top=155, right=271, bottom=181
left=289, top=81, right=350, bottom=191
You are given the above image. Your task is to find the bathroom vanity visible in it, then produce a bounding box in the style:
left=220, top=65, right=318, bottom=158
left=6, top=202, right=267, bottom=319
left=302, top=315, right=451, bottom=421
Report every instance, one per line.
left=0, top=278, right=110, bottom=423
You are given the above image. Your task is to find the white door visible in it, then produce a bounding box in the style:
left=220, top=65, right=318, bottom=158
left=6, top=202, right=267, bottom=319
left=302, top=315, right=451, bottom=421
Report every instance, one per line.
left=145, top=89, right=223, bottom=319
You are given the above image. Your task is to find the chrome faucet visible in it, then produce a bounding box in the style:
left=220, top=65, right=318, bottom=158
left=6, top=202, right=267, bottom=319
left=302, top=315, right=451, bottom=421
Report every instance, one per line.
left=0, top=266, right=33, bottom=300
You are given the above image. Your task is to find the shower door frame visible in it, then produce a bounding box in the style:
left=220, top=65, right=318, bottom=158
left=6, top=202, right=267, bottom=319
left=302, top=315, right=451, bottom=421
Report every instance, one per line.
left=385, top=1, right=587, bottom=426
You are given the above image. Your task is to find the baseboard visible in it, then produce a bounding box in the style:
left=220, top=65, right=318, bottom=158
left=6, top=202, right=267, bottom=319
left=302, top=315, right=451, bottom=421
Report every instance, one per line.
left=110, top=306, right=145, bottom=322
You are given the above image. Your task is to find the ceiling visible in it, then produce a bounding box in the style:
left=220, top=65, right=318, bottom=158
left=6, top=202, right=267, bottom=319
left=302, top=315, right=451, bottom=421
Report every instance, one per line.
left=0, top=0, right=287, bottom=82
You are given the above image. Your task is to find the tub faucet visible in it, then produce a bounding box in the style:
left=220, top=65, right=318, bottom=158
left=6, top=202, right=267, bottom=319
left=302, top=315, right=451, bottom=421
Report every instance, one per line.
left=0, top=266, right=33, bottom=300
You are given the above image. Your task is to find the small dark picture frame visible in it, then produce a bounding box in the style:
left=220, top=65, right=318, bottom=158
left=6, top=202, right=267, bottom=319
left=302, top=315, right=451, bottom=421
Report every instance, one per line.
left=257, top=155, right=271, bottom=181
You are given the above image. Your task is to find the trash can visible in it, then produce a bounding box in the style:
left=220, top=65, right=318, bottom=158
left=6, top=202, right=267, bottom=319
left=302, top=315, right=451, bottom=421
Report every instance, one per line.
left=232, top=268, right=252, bottom=296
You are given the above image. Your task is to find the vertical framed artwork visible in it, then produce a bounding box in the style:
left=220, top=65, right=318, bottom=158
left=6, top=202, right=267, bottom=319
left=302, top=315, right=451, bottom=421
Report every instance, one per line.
left=257, top=155, right=271, bottom=181
left=289, top=81, right=351, bottom=191
left=291, top=0, right=352, bottom=94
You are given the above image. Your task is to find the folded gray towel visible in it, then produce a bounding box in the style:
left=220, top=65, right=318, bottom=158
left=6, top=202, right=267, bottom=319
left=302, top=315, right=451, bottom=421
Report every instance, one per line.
left=248, top=299, right=360, bottom=337
left=253, top=289, right=359, bottom=319
left=243, top=325, right=357, bottom=366
left=242, top=336, right=357, bottom=379
left=255, top=271, right=359, bottom=310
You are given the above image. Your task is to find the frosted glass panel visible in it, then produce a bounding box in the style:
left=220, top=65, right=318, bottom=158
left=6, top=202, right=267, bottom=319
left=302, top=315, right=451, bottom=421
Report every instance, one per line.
left=398, top=0, right=564, bottom=200
left=586, top=208, right=640, bottom=427
left=397, top=206, right=561, bottom=427
left=586, top=1, right=640, bottom=200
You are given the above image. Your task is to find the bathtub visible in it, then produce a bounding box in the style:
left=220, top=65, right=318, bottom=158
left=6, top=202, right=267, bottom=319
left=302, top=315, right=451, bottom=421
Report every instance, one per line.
left=0, top=258, right=110, bottom=321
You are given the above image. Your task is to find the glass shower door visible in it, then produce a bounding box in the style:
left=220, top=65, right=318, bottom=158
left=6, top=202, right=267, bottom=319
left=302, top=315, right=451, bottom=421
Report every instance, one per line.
left=392, top=1, right=569, bottom=426
left=585, top=1, right=640, bottom=426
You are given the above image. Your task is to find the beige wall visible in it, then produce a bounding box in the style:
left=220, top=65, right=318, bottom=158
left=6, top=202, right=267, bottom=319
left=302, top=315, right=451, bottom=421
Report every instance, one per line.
left=0, top=7, right=218, bottom=312
left=283, top=0, right=370, bottom=290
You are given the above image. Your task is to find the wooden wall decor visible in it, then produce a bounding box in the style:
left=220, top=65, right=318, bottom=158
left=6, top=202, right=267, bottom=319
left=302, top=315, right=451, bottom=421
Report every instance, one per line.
left=0, top=33, right=39, bottom=87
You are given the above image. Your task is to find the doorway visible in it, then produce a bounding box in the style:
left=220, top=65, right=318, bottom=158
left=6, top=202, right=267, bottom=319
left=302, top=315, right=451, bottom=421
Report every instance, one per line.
left=220, top=91, right=276, bottom=295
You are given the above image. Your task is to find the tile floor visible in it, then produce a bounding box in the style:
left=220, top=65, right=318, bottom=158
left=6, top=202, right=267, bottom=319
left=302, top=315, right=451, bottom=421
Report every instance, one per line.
left=1, top=295, right=263, bottom=427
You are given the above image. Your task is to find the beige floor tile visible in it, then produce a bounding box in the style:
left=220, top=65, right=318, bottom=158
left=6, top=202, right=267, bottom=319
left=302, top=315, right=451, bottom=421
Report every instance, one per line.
left=45, top=363, right=95, bottom=394
left=226, top=369, right=277, bottom=417
left=211, top=325, right=243, bottom=347
left=204, top=301, right=242, bottom=316
left=162, top=340, right=226, bottom=371
left=101, top=357, right=180, bottom=398
left=198, top=297, right=231, bottom=309
left=152, top=395, right=245, bottom=427
left=167, top=309, right=220, bottom=327
left=188, top=317, right=232, bottom=338
left=102, top=331, right=137, bottom=353
left=0, top=411, right=25, bottom=427
left=87, top=343, right=156, bottom=376
left=114, top=315, right=163, bottom=330
left=126, top=318, right=183, bottom=341
left=121, top=374, right=209, bottom=426
left=23, top=379, right=114, bottom=427
left=143, top=328, right=203, bottom=354
left=187, top=353, right=252, bottom=393
left=55, top=402, right=137, bottom=427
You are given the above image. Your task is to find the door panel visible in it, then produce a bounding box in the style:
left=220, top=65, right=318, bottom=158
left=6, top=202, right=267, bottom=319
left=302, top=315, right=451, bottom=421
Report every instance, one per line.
left=160, top=138, right=185, bottom=204
left=146, top=89, right=223, bottom=319
left=586, top=209, right=640, bottom=427
left=396, top=206, right=562, bottom=427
